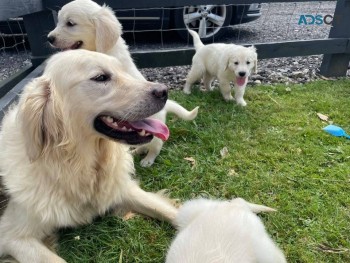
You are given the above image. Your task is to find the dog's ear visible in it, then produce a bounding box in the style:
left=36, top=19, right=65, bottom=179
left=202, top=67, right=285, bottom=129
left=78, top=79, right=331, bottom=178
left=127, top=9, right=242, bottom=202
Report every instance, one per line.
left=19, top=77, right=61, bottom=162
left=253, top=58, right=258, bottom=74
left=224, top=58, right=230, bottom=71
left=94, top=5, right=122, bottom=52
left=249, top=45, right=258, bottom=74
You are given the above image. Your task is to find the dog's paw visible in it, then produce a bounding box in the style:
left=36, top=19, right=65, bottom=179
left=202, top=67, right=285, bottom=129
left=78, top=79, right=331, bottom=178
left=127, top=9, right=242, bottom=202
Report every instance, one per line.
left=224, top=95, right=234, bottom=101
left=183, top=87, right=191, bottom=94
left=140, top=158, right=155, bottom=167
left=236, top=99, right=247, bottom=106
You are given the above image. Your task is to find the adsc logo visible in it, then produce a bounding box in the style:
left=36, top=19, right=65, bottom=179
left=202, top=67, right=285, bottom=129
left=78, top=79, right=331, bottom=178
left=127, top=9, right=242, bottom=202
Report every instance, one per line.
left=298, top=14, right=333, bottom=25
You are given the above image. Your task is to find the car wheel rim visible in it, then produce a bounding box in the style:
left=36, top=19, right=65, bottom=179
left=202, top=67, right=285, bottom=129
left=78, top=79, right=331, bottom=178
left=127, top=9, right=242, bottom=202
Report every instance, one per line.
left=183, top=5, right=227, bottom=39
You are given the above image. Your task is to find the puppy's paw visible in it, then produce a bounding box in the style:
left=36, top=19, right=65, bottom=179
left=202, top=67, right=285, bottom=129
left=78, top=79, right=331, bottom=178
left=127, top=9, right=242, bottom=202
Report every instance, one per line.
left=236, top=99, right=247, bottom=106
left=204, top=84, right=214, bottom=91
left=183, top=87, right=192, bottom=94
left=224, top=95, right=234, bottom=101
left=140, top=157, right=155, bottom=167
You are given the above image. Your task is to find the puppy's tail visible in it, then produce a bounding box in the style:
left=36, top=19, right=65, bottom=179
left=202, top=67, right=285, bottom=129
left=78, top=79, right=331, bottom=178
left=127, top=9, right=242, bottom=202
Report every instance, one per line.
left=164, top=100, right=199, bottom=121
left=188, top=29, right=204, bottom=51
left=232, top=198, right=276, bottom=213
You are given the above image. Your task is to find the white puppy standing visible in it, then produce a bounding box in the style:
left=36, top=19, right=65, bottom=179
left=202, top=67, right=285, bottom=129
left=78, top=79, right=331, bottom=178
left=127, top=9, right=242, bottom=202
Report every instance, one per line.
left=184, top=30, right=258, bottom=106
left=47, top=0, right=199, bottom=167
left=166, top=198, right=287, bottom=263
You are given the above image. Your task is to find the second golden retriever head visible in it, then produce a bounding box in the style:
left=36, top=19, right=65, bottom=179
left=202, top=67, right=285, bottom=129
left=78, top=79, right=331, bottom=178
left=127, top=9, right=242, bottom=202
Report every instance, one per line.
left=47, top=0, right=121, bottom=52
left=19, top=50, right=169, bottom=161
left=225, top=46, right=258, bottom=86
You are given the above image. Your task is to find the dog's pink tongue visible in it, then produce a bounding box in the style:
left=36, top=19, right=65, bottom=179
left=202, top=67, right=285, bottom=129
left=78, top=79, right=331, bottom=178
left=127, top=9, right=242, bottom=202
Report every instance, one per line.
left=236, top=76, right=247, bottom=87
left=129, top=118, right=169, bottom=141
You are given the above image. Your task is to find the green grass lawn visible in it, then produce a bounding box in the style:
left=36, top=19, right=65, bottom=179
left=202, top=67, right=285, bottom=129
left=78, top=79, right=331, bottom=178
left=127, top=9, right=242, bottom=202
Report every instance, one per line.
left=58, top=79, right=350, bottom=262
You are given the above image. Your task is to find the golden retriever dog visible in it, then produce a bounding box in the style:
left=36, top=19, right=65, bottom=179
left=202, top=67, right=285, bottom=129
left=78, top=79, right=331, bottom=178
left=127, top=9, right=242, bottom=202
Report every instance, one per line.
left=166, top=198, right=286, bottom=263
left=0, top=50, right=178, bottom=263
left=184, top=30, right=258, bottom=106
left=47, top=0, right=199, bottom=167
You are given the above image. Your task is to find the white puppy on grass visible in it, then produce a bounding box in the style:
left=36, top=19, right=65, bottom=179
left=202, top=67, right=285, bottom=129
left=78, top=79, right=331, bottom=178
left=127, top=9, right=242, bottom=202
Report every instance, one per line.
left=184, top=30, right=258, bottom=106
left=47, top=0, right=199, bottom=167
left=131, top=100, right=198, bottom=167
left=166, top=198, right=287, bottom=263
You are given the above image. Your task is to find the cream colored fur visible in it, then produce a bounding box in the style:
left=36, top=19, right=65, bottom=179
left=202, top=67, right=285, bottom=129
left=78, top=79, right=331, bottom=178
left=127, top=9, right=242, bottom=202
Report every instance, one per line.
left=166, top=198, right=286, bottom=263
left=0, top=50, right=178, bottom=263
left=48, top=0, right=199, bottom=167
left=184, top=30, right=258, bottom=106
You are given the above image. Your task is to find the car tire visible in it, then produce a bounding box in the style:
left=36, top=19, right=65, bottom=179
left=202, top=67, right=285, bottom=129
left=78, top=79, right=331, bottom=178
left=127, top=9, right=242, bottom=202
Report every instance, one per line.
left=174, top=5, right=233, bottom=43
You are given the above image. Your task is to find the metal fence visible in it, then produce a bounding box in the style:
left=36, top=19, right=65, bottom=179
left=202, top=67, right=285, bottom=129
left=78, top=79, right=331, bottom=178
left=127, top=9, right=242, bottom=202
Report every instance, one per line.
left=39, top=0, right=350, bottom=76
left=0, top=0, right=349, bottom=117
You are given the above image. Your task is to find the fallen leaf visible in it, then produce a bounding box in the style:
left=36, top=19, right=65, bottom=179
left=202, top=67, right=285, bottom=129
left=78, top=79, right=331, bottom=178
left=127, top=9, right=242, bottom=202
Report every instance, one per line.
left=184, top=157, right=196, bottom=168
left=228, top=169, right=239, bottom=177
left=316, top=113, right=329, bottom=122
left=316, top=243, right=349, bottom=254
left=220, top=147, right=229, bottom=158
left=319, top=75, right=335, bottom=81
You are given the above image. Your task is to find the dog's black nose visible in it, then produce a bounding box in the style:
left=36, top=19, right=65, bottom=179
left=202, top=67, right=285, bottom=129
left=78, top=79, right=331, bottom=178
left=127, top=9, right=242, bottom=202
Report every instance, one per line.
left=47, top=35, right=55, bottom=44
left=152, top=84, right=168, bottom=101
left=239, top=71, right=246, bottom=77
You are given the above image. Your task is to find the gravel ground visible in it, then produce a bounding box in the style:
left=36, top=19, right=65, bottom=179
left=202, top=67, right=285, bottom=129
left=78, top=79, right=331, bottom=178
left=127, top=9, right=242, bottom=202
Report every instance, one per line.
left=0, top=1, right=349, bottom=87
left=138, top=1, right=349, bottom=89
left=0, top=51, right=31, bottom=81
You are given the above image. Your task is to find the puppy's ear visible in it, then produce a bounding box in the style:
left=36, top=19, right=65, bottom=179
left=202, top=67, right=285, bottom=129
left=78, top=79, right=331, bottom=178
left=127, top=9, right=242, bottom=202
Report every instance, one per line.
left=253, top=59, right=258, bottom=74
left=249, top=45, right=258, bottom=74
left=248, top=45, right=257, bottom=53
left=19, top=77, right=61, bottom=162
left=224, top=58, right=230, bottom=71
left=94, top=5, right=122, bottom=52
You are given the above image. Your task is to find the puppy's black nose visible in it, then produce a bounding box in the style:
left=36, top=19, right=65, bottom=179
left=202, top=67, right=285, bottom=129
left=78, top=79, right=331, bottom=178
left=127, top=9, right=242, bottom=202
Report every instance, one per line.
left=152, top=84, right=168, bottom=101
left=239, top=71, right=246, bottom=77
left=47, top=35, right=55, bottom=44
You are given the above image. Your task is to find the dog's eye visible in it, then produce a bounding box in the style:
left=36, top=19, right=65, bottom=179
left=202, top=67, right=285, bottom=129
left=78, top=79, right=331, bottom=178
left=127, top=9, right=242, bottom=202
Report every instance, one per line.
left=66, top=21, right=75, bottom=27
left=247, top=61, right=251, bottom=65
left=92, top=74, right=110, bottom=82
left=234, top=62, right=239, bottom=65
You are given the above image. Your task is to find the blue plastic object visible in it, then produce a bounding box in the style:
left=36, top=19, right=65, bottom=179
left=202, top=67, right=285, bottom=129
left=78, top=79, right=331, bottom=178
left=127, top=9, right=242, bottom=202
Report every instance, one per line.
left=323, top=125, right=350, bottom=139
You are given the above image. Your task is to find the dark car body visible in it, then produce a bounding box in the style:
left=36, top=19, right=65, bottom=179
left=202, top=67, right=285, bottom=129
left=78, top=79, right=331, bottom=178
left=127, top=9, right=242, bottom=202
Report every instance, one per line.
left=116, top=4, right=261, bottom=41
left=0, top=3, right=261, bottom=45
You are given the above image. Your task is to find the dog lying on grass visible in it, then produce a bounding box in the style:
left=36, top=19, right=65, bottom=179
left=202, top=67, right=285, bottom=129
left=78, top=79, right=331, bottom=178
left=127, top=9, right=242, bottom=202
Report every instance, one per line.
left=0, top=50, right=178, bottom=263
left=47, top=0, right=199, bottom=167
left=166, top=198, right=286, bottom=263
left=184, top=30, right=258, bottom=106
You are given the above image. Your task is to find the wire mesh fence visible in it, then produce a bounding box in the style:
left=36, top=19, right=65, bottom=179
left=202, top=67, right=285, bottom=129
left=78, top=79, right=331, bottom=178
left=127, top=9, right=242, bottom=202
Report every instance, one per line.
left=0, top=1, right=341, bottom=83
left=113, top=2, right=336, bottom=51
left=0, top=17, right=31, bottom=82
